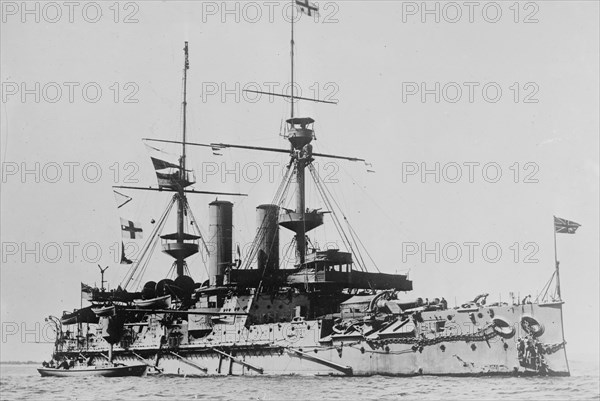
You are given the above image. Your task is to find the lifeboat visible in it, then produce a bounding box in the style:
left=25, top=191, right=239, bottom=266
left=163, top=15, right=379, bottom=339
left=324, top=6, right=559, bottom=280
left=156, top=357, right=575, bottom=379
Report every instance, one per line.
left=38, top=364, right=147, bottom=377
left=133, top=294, right=171, bottom=309
left=60, top=314, right=78, bottom=325
left=60, top=306, right=100, bottom=325
left=92, top=305, right=116, bottom=317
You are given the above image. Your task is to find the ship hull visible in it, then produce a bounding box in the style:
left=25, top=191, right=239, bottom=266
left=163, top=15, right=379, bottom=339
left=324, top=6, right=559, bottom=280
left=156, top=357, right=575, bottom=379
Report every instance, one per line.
left=55, top=302, right=569, bottom=377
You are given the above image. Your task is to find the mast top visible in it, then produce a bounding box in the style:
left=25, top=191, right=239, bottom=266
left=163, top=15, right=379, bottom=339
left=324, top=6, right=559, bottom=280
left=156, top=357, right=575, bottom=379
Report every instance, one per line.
left=287, top=117, right=315, bottom=125
left=286, top=117, right=315, bottom=150
left=184, top=41, right=189, bottom=68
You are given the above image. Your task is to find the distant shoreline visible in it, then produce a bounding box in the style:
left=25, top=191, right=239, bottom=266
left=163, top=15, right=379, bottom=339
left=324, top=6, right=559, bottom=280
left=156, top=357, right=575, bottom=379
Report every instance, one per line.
left=0, top=361, right=41, bottom=365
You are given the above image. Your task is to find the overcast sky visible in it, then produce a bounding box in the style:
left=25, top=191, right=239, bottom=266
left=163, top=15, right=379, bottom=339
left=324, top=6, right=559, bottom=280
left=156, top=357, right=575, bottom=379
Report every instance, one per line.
left=1, top=1, right=598, bottom=364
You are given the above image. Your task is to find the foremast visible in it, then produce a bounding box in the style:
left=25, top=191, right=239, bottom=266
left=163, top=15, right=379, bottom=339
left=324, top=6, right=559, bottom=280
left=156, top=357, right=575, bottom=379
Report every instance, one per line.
left=158, top=41, right=199, bottom=277
left=116, top=42, right=247, bottom=290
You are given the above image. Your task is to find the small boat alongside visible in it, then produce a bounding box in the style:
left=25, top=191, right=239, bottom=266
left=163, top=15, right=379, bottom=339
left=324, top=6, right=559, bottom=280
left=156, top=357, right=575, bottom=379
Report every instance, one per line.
left=37, top=364, right=147, bottom=377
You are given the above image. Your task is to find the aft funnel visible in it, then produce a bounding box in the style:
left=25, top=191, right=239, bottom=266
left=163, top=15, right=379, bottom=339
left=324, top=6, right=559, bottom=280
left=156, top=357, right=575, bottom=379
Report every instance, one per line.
left=208, top=200, right=233, bottom=286
left=256, top=204, right=280, bottom=273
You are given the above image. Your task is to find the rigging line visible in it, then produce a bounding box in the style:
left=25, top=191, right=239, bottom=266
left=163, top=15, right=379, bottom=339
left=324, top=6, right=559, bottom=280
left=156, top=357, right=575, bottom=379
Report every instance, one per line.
left=341, top=213, right=368, bottom=272
left=262, top=163, right=294, bottom=264
left=308, top=165, right=362, bottom=270
left=328, top=167, right=383, bottom=271
left=308, top=166, right=351, bottom=254
left=241, top=162, right=292, bottom=270
left=192, top=208, right=210, bottom=252
left=243, top=205, right=275, bottom=271
left=243, top=217, right=269, bottom=271
left=185, top=200, right=210, bottom=255
left=279, top=165, right=294, bottom=204
left=241, top=235, right=259, bottom=270
left=314, top=167, right=368, bottom=272
left=131, top=241, right=157, bottom=289
left=279, top=239, right=294, bottom=269
left=167, top=261, right=177, bottom=280
left=200, top=255, right=210, bottom=282
left=118, top=192, right=164, bottom=278
left=308, top=165, right=348, bottom=255
left=131, top=232, right=160, bottom=291
left=256, top=193, right=295, bottom=285
left=121, top=195, right=176, bottom=289
left=552, top=274, right=560, bottom=300
left=338, top=163, right=405, bottom=236
left=132, top=237, right=160, bottom=291
left=345, top=219, right=381, bottom=273
left=309, top=166, right=348, bottom=244
left=263, top=176, right=294, bottom=273
left=274, top=161, right=294, bottom=202
left=241, top=219, right=263, bottom=270
left=246, top=212, right=273, bottom=270
left=536, top=270, right=557, bottom=303
left=243, top=164, right=294, bottom=271
left=313, top=165, right=371, bottom=272
left=248, top=167, right=294, bottom=293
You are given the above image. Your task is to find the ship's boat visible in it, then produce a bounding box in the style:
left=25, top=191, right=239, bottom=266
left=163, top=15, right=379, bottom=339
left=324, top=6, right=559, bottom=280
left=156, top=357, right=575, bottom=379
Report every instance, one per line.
left=59, top=315, right=78, bottom=326
left=38, top=364, right=147, bottom=378
left=91, top=305, right=115, bottom=317
left=60, top=307, right=99, bottom=325
left=133, top=295, right=171, bottom=309
left=43, top=8, right=576, bottom=377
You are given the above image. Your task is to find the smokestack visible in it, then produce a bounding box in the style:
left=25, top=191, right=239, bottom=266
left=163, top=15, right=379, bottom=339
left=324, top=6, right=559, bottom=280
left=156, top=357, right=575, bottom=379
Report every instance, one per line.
left=256, top=204, right=279, bottom=272
left=208, top=200, right=233, bottom=286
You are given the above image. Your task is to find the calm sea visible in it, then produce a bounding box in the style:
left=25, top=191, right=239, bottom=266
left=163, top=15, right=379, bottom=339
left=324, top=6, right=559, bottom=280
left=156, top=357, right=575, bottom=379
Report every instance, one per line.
left=1, top=359, right=598, bottom=400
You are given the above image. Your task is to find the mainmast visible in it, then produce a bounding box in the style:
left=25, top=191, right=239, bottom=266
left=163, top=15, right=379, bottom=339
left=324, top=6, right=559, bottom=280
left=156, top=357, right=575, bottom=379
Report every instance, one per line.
left=219, top=1, right=339, bottom=268
left=290, top=0, right=295, bottom=118
left=281, top=1, right=321, bottom=265
left=182, top=41, right=189, bottom=171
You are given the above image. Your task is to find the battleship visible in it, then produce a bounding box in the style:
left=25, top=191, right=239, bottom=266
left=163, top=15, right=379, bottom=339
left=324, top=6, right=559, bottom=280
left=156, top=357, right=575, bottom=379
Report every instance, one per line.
left=42, top=1, right=573, bottom=377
